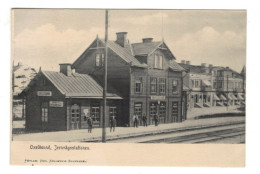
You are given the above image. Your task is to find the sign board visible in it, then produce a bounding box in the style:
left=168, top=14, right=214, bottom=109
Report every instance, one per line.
left=37, top=91, right=52, bottom=96
left=151, top=95, right=165, bottom=100
left=49, top=101, right=63, bottom=107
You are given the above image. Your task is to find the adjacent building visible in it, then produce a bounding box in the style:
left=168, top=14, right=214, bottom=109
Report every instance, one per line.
left=179, top=61, right=245, bottom=112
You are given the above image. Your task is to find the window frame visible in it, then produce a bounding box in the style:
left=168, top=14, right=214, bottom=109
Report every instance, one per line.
left=135, top=77, right=143, bottom=93
left=172, top=79, right=178, bottom=94
left=41, top=102, right=48, bottom=123
left=159, top=78, right=166, bottom=94
left=150, top=77, right=157, bottom=94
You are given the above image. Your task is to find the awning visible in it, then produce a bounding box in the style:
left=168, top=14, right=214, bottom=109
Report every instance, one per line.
left=213, top=94, right=220, bottom=100
left=202, top=80, right=211, bottom=86
left=238, top=93, right=244, bottom=100
left=231, top=94, right=237, bottom=100
left=227, top=93, right=234, bottom=100
left=220, top=94, right=227, bottom=100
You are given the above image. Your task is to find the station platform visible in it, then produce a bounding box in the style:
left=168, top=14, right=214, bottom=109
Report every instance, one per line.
left=12, top=116, right=245, bottom=142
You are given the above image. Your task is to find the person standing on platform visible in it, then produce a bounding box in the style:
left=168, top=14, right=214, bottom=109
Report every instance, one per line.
left=133, top=114, right=138, bottom=128
left=87, top=116, right=93, bottom=133
left=154, top=114, right=159, bottom=126
left=142, top=114, right=147, bottom=127
left=110, top=116, right=116, bottom=132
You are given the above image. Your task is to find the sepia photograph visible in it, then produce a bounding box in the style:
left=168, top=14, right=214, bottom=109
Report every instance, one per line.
left=10, top=8, right=246, bottom=166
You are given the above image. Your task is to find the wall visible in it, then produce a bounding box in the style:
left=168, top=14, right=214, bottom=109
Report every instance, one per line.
left=25, top=73, right=66, bottom=131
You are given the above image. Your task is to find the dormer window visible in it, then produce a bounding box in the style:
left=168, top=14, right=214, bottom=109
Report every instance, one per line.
left=154, top=54, right=163, bottom=69
left=96, top=53, right=104, bottom=67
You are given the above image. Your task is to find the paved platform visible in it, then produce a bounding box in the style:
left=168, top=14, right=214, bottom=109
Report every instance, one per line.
left=12, top=116, right=245, bottom=142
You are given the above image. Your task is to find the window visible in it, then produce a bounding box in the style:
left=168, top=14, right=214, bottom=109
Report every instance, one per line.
left=172, top=79, right=178, bottom=93
left=213, top=81, right=217, bottom=89
left=41, top=102, right=48, bottom=123
left=154, top=55, right=158, bottom=68
left=91, top=107, right=100, bottom=122
left=134, top=103, right=142, bottom=118
left=95, top=53, right=104, bottom=67
left=135, top=77, right=143, bottom=93
left=109, top=106, right=117, bottom=118
left=194, top=80, right=201, bottom=88
left=191, top=80, right=194, bottom=88
left=71, top=104, right=80, bottom=122
left=150, top=77, right=157, bottom=93
left=159, top=78, right=166, bottom=93
left=154, top=54, right=163, bottom=69
left=159, top=55, right=163, bottom=69
left=159, top=102, right=166, bottom=123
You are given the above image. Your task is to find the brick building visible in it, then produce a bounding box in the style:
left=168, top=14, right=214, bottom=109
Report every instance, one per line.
left=72, top=32, right=186, bottom=127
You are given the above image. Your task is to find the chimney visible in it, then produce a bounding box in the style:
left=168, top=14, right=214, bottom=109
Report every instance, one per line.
left=116, top=32, right=128, bottom=47
left=186, top=61, right=191, bottom=65
left=201, top=63, right=206, bottom=67
left=181, top=60, right=185, bottom=64
left=142, top=38, right=153, bottom=43
left=59, top=63, right=72, bottom=76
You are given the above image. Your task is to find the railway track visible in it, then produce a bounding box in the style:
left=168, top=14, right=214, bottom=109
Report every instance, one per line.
left=107, top=122, right=245, bottom=143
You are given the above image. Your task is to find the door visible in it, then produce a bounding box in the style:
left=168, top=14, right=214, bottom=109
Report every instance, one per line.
left=71, top=104, right=80, bottom=129
left=149, top=102, right=157, bottom=125
left=41, top=102, right=49, bottom=131
left=91, top=106, right=100, bottom=127
left=159, top=102, right=166, bottom=123
left=172, top=102, right=178, bottom=122
left=109, top=106, right=117, bottom=125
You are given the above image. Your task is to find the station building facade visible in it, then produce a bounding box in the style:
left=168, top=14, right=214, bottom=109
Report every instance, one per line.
left=20, top=64, right=122, bottom=131
left=72, top=32, right=187, bottom=127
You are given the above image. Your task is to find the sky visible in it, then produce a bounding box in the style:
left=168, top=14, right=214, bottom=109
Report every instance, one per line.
left=13, top=9, right=246, bottom=72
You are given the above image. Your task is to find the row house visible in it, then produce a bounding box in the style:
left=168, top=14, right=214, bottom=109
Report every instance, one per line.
left=180, top=61, right=245, bottom=110
left=72, top=32, right=186, bottom=127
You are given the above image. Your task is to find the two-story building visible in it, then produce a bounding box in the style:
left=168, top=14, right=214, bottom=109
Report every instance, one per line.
left=179, top=61, right=245, bottom=111
left=72, top=32, right=186, bottom=127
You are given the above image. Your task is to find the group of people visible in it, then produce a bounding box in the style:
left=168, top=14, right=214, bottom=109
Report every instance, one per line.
left=85, top=114, right=117, bottom=133
left=133, top=114, right=159, bottom=128
left=85, top=113, right=160, bottom=133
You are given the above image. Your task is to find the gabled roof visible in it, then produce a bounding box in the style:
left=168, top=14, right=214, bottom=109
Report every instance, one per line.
left=178, top=63, right=207, bottom=74
left=21, top=71, right=122, bottom=99
left=241, top=65, right=246, bottom=75
left=101, top=39, right=146, bottom=67
left=131, top=41, right=176, bottom=60
left=169, top=61, right=185, bottom=71
left=72, top=38, right=147, bottom=68
left=131, top=41, right=162, bottom=55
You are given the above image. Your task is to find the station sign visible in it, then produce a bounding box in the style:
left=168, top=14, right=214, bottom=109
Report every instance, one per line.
left=49, top=101, right=64, bottom=107
left=37, top=91, right=52, bottom=96
left=151, top=95, right=165, bottom=100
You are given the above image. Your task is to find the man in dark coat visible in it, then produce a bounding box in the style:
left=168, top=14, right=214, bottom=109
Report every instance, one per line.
left=87, top=116, right=93, bottom=133
left=142, top=114, right=147, bottom=127
left=154, top=114, right=159, bottom=126
left=110, top=116, right=117, bottom=132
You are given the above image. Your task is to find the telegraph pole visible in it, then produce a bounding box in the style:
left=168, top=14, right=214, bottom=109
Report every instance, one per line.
left=226, top=75, right=229, bottom=111
left=102, top=9, right=108, bottom=143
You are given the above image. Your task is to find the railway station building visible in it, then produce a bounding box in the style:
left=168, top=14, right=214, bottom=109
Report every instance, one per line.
left=72, top=32, right=187, bottom=127
left=20, top=64, right=122, bottom=131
